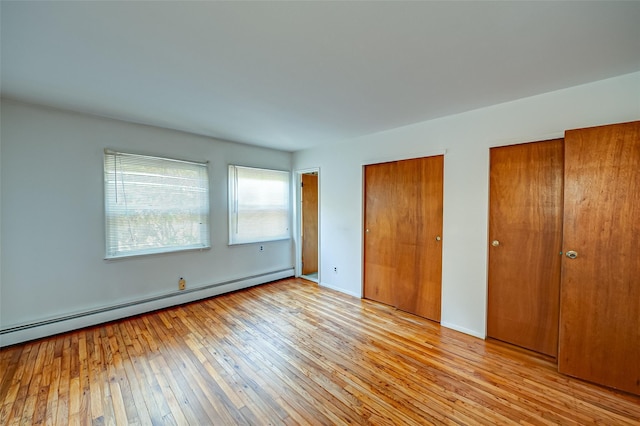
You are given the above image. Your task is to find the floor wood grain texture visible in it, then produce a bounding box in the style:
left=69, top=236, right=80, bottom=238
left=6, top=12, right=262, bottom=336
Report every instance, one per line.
left=1, top=278, right=639, bottom=425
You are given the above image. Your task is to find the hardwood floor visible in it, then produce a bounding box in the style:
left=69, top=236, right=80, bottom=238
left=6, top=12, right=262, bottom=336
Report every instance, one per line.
left=1, top=278, right=639, bottom=425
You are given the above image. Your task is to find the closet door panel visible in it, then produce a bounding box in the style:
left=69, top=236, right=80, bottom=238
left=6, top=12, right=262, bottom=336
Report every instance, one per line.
left=364, top=156, right=443, bottom=322
left=559, top=121, right=640, bottom=395
left=487, top=140, right=563, bottom=356
left=363, top=162, right=398, bottom=307
left=394, top=156, right=443, bottom=322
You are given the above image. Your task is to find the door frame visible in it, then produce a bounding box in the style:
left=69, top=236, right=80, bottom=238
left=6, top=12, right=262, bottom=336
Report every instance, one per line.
left=295, top=167, right=321, bottom=282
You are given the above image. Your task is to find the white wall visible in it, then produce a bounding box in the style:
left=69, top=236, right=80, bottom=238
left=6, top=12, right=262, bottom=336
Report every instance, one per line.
left=0, top=99, right=294, bottom=345
left=293, top=72, right=640, bottom=338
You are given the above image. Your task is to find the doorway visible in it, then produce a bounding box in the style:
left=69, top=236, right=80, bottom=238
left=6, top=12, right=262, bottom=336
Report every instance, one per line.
left=298, top=169, right=319, bottom=282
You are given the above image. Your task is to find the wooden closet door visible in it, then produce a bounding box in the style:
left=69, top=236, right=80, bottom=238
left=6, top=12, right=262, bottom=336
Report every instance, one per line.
left=363, top=161, right=398, bottom=307
left=394, top=156, right=443, bottom=321
left=487, top=140, right=563, bottom=356
left=363, top=156, right=443, bottom=322
left=301, top=173, right=318, bottom=275
left=559, top=121, right=640, bottom=395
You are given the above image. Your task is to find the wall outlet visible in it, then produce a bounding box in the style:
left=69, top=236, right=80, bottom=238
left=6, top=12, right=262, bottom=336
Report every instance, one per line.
left=178, top=277, right=186, bottom=290
left=333, top=267, right=338, bottom=273
left=259, top=245, right=264, bottom=252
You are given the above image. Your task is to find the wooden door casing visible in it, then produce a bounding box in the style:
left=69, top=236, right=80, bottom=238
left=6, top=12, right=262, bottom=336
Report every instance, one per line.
left=487, top=140, right=564, bottom=357
left=559, top=121, right=640, bottom=395
left=363, top=156, right=443, bottom=321
left=301, top=173, right=319, bottom=275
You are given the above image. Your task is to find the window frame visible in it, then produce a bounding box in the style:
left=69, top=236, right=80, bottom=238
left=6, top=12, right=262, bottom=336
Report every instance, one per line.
left=103, top=149, right=211, bottom=260
left=228, top=164, right=291, bottom=245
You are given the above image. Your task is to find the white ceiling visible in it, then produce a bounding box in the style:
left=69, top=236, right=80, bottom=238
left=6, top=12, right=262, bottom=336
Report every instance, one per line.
left=2, top=1, right=639, bottom=152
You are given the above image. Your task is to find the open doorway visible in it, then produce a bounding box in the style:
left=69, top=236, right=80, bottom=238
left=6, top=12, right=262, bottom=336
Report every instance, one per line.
left=298, top=169, right=319, bottom=282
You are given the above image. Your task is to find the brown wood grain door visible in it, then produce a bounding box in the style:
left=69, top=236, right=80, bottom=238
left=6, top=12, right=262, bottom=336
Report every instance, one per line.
left=364, top=156, right=443, bottom=321
left=559, top=121, right=640, bottom=395
left=363, top=161, right=398, bottom=307
left=394, top=156, right=443, bottom=321
left=301, top=173, right=319, bottom=275
left=487, top=140, right=564, bottom=357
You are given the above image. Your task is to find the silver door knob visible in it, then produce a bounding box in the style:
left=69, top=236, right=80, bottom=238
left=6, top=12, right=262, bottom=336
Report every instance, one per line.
left=565, top=250, right=578, bottom=259
left=492, top=240, right=500, bottom=247
left=435, top=236, right=441, bottom=241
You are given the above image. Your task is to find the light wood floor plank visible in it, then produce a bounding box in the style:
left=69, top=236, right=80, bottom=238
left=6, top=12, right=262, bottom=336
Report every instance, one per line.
left=2, top=278, right=640, bottom=425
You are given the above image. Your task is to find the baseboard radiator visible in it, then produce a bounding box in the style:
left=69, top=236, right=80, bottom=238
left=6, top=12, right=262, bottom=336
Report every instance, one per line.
left=0, top=268, right=294, bottom=347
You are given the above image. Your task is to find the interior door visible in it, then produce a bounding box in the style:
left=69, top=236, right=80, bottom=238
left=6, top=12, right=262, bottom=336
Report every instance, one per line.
left=487, top=140, right=563, bottom=356
left=363, top=156, right=443, bottom=321
left=394, top=156, right=443, bottom=321
left=559, top=121, right=640, bottom=395
left=301, top=173, right=318, bottom=276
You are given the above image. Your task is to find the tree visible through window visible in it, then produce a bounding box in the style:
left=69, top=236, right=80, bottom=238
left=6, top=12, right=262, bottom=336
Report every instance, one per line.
left=104, top=150, right=210, bottom=259
left=228, top=165, right=290, bottom=245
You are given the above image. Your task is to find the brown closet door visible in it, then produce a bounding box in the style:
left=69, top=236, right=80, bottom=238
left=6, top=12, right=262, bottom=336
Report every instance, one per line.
left=301, top=173, right=318, bottom=275
left=394, top=156, right=443, bottom=321
left=559, top=121, right=640, bottom=395
left=364, top=156, right=443, bottom=322
left=487, top=140, right=563, bottom=356
left=363, top=161, right=398, bottom=307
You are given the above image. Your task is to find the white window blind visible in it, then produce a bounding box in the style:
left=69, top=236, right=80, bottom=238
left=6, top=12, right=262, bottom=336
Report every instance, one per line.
left=104, top=150, right=210, bottom=259
left=228, top=165, right=290, bottom=245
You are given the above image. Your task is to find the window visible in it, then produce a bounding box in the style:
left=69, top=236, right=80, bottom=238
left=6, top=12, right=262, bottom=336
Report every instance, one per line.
left=104, top=150, right=210, bottom=259
left=228, top=165, right=290, bottom=245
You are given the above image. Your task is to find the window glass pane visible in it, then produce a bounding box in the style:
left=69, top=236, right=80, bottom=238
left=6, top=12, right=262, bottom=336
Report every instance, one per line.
left=229, top=165, right=290, bottom=244
left=104, top=150, right=210, bottom=258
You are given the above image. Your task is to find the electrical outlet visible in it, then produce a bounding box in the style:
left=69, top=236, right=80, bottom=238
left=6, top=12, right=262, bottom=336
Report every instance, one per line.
left=178, top=277, right=186, bottom=290
left=259, top=245, right=264, bottom=252
left=333, top=267, right=338, bottom=273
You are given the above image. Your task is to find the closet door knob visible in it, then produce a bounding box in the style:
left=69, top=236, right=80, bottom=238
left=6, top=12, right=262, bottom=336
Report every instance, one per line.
left=492, top=240, right=500, bottom=247
left=565, top=250, right=578, bottom=259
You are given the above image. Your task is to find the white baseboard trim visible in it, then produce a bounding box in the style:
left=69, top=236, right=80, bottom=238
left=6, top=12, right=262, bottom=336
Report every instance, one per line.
left=318, top=281, right=362, bottom=298
left=0, top=268, right=294, bottom=347
left=440, top=321, right=486, bottom=340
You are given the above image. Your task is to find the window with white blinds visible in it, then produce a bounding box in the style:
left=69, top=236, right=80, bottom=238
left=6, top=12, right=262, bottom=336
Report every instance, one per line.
left=228, top=165, right=290, bottom=245
left=104, top=150, right=210, bottom=259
